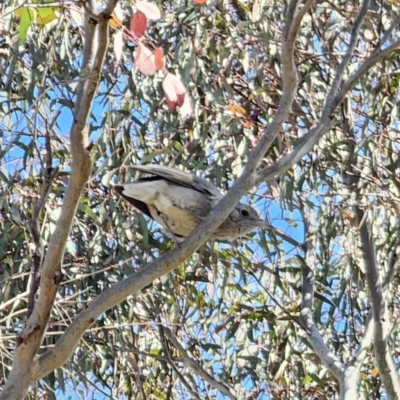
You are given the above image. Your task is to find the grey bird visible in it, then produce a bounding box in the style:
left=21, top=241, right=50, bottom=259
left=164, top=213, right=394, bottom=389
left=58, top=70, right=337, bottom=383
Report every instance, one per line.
left=114, top=165, right=267, bottom=243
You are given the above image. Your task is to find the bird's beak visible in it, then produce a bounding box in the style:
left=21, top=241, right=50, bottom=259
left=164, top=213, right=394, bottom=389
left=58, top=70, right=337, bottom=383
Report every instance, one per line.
left=255, top=219, right=271, bottom=229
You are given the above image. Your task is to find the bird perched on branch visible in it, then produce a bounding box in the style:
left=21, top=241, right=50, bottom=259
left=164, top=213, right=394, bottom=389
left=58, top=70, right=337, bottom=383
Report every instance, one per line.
left=114, top=165, right=267, bottom=243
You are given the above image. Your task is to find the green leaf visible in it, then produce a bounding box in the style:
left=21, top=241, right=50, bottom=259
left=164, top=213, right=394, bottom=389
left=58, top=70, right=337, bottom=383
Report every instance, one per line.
left=78, top=203, right=100, bottom=224
left=36, top=7, right=58, bottom=26
left=19, top=8, right=35, bottom=43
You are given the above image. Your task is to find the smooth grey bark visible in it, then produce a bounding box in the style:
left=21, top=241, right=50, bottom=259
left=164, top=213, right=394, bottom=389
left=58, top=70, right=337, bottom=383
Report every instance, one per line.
left=0, top=2, right=118, bottom=399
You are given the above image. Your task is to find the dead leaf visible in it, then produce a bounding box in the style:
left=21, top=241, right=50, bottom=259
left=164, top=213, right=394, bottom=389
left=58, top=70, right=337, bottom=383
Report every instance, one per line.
left=243, top=119, right=254, bottom=128
left=110, top=14, right=122, bottom=29
left=69, top=7, right=83, bottom=27
left=370, top=368, right=379, bottom=378
left=136, top=1, right=161, bottom=20
left=154, top=47, right=164, bottom=70
left=130, top=10, right=147, bottom=37
left=135, top=43, right=156, bottom=75
left=194, top=0, right=207, bottom=4
left=180, top=94, right=193, bottom=117
left=163, top=73, right=186, bottom=108
left=228, top=103, right=247, bottom=117
left=114, top=30, right=124, bottom=65
left=342, top=209, right=359, bottom=228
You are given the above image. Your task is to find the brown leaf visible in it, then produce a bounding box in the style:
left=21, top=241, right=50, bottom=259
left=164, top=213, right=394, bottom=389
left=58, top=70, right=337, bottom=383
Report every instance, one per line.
left=130, top=11, right=147, bottom=37
left=194, top=0, right=207, bottom=4
left=166, top=98, right=176, bottom=111
left=110, top=14, right=122, bottom=29
left=162, top=73, right=193, bottom=116
left=154, top=47, right=164, bottom=70
left=370, top=368, right=379, bottom=378
left=176, top=92, right=185, bottom=107
left=243, top=118, right=254, bottom=128
left=228, top=103, right=247, bottom=116
left=342, top=209, right=359, bottom=228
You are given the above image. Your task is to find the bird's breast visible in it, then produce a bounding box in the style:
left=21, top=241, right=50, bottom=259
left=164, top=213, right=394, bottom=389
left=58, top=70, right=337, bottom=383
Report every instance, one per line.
left=146, top=183, right=213, bottom=238
left=148, top=204, right=202, bottom=238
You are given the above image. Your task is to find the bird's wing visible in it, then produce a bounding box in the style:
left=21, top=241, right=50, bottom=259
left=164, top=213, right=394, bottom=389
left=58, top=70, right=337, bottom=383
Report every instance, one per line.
left=113, top=185, right=152, bottom=219
left=130, top=165, right=223, bottom=200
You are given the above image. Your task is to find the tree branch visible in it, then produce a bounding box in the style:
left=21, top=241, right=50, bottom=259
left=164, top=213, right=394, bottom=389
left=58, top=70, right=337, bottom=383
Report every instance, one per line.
left=352, top=233, right=400, bottom=376
left=163, top=327, right=237, bottom=400
left=324, top=0, right=370, bottom=116
left=356, top=207, right=400, bottom=398
left=299, top=200, right=345, bottom=381
left=0, top=2, right=118, bottom=399
left=258, top=19, right=400, bottom=186
left=352, top=312, right=374, bottom=367
left=27, top=131, right=58, bottom=318
left=158, top=324, right=201, bottom=400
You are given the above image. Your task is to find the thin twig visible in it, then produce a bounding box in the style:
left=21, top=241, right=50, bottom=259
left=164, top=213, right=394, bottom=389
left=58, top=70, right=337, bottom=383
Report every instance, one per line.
left=298, top=198, right=345, bottom=381
left=27, top=132, right=58, bottom=317
left=324, top=0, right=371, bottom=116
left=126, top=355, right=147, bottom=399
left=163, top=327, right=237, bottom=400
left=158, top=324, right=201, bottom=400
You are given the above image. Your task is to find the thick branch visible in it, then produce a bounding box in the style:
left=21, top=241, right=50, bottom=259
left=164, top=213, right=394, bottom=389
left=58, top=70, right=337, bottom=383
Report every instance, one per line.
left=242, top=0, right=300, bottom=175
left=0, top=4, right=117, bottom=400
left=352, top=223, right=400, bottom=371
left=352, top=313, right=374, bottom=367
left=356, top=208, right=400, bottom=399
left=74, top=6, right=97, bottom=117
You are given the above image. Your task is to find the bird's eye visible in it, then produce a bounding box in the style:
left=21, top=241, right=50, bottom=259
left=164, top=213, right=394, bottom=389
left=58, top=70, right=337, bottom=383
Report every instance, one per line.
left=241, top=209, right=249, bottom=217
